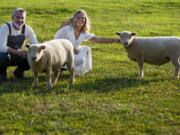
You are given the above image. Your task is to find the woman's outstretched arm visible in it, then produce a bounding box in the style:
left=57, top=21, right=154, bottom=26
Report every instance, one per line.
left=88, top=36, right=120, bottom=43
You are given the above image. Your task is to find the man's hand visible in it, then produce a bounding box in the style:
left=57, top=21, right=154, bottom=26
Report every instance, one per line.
left=74, top=49, right=80, bottom=54
left=7, top=48, right=28, bottom=58
left=16, top=50, right=28, bottom=57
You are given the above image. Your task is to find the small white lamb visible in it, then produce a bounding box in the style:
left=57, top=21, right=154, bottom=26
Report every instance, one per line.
left=26, top=39, right=75, bottom=88
left=116, top=31, right=180, bottom=79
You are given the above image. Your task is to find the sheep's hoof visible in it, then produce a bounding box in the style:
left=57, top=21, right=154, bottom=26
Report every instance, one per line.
left=52, top=80, right=56, bottom=84
left=52, top=78, right=58, bottom=84
left=33, top=85, right=38, bottom=89
left=138, top=73, right=144, bottom=78
left=48, top=85, right=53, bottom=88
left=70, top=79, right=75, bottom=84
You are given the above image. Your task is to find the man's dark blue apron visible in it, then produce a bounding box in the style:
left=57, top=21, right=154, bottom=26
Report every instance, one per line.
left=0, top=23, right=30, bottom=77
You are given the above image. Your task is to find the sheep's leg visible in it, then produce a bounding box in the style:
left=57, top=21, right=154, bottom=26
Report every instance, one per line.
left=46, top=69, right=52, bottom=88
left=33, top=71, right=38, bottom=88
left=137, top=59, right=144, bottom=78
left=69, top=67, right=75, bottom=84
left=67, top=63, right=75, bottom=84
left=171, top=57, right=180, bottom=80
left=52, top=69, right=61, bottom=84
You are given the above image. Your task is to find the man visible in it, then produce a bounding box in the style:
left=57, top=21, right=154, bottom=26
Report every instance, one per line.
left=0, top=8, right=38, bottom=83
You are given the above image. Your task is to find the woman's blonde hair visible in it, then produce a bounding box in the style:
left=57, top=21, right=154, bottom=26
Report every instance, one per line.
left=59, top=9, right=90, bottom=32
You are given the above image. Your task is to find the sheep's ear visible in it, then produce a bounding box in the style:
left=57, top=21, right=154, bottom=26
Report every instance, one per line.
left=131, top=32, right=136, bottom=36
left=115, top=32, right=121, bottom=36
left=41, top=45, right=46, bottom=49
left=25, top=44, right=30, bottom=48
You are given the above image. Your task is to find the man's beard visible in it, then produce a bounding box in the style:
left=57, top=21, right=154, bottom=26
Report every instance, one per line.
left=13, top=22, right=24, bottom=29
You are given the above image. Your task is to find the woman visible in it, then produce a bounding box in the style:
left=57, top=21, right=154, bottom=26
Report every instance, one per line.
left=54, top=9, right=120, bottom=76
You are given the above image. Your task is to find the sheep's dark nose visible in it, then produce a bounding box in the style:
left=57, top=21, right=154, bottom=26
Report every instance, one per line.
left=32, top=57, right=36, bottom=61
left=124, top=42, right=128, bottom=46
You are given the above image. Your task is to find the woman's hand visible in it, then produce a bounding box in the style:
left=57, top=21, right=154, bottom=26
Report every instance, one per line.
left=114, top=38, right=121, bottom=43
left=74, top=48, right=80, bottom=54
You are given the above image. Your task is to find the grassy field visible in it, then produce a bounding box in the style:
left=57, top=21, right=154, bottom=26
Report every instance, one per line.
left=0, top=0, right=180, bottom=134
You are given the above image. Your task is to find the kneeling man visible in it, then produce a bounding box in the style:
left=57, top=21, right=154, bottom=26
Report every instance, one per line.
left=0, top=8, right=38, bottom=82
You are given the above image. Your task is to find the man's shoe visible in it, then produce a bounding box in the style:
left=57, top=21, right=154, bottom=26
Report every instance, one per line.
left=60, top=67, right=68, bottom=76
left=61, top=67, right=67, bottom=71
left=0, top=74, right=8, bottom=83
left=14, top=69, right=27, bottom=79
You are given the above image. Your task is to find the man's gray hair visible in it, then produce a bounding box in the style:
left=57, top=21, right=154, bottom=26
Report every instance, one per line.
left=12, top=8, right=26, bottom=17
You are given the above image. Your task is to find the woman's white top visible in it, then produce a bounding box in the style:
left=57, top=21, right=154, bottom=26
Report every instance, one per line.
left=54, top=25, right=94, bottom=48
left=0, top=22, right=38, bottom=53
left=54, top=25, right=94, bottom=76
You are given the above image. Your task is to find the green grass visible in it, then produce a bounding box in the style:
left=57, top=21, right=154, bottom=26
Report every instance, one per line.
left=0, top=0, right=180, bottom=134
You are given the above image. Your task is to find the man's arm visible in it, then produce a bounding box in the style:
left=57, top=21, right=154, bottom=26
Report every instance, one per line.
left=0, top=24, right=28, bottom=57
left=26, top=25, right=38, bottom=44
left=0, top=24, right=9, bottom=53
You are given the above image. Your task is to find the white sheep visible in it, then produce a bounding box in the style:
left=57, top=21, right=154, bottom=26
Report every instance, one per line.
left=26, top=39, right=75, bottom=88
left=116, top=31, right=180, bottom=79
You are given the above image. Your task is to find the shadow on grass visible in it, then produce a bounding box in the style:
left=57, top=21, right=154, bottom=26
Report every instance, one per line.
left=69, top=75, right=167, bottom=93
left=31, top=74, right=167, bottom=95
left=0, top=75, right=44, bottom=95
left=0, top=73, right=167, bottom=95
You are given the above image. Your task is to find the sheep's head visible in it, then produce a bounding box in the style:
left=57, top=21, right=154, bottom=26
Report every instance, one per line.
left=26, top=44, right=46, bottom=62
left=116, top=31, right=136, bottom=47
